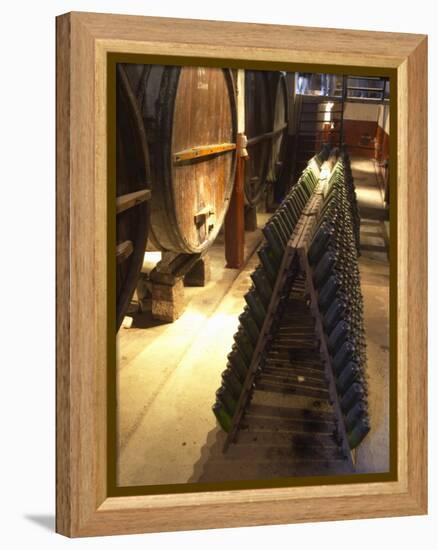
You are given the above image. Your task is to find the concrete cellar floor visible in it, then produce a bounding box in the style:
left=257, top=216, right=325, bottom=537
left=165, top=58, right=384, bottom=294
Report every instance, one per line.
left=352, top=157, right=390, bottom=473
left=116, top=215, right=269, bottom=486
left=117, top=158, right=390, bottom=486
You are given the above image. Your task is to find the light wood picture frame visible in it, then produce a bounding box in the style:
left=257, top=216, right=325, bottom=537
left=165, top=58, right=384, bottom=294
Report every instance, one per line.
left=56, top=11, right=427, bottom=537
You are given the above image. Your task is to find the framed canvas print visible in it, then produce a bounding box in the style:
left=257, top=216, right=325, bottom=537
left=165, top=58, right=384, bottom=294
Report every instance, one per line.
left=56, top=11, right=427, bottom=537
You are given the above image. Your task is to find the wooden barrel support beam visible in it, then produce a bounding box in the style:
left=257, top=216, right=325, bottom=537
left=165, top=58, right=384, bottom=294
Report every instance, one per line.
left=150, top=251, right=206, bottom=322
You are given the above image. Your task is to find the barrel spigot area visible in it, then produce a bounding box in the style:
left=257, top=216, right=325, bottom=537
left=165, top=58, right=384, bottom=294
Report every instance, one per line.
left=213, top=149, right=369, bottom=475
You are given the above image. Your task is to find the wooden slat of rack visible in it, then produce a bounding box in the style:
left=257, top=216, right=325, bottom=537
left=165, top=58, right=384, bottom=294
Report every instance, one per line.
left=223, top=245, right=299, bottom=451
left=223, top=197, right=322, bottom=452
left=294, top=164, right=353, bottom=468
left=298, top=246, right=354, bottom=469
left=223, top=164, right=351, bottom=454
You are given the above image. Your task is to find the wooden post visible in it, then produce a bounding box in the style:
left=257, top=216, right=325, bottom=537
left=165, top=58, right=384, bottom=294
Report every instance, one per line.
left=151, top=279, right=185, bottom=322
left=225, top=69, right=246, bottom=269
left=225, top=152, right=245, bottom=268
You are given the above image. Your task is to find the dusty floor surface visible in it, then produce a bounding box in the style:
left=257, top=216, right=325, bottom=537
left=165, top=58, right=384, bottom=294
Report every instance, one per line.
left=117, top=158, right=390, bottom=486
left=117, top=215, right=269, bottom=486
left=353, top=157, right=390, bottom=473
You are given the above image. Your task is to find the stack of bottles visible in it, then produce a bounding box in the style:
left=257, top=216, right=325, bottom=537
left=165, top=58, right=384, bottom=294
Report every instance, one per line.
left=308, top=158, right=370, bottom=449
left=340, top=149, right=361, bottom=253
left=212, top=156, right=324, bottom=432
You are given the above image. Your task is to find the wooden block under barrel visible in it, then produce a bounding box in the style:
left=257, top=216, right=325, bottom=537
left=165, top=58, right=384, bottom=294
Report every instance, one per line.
left=151, top=279, right=185, bottom=322
left=184, top=256, right=211, bottom=287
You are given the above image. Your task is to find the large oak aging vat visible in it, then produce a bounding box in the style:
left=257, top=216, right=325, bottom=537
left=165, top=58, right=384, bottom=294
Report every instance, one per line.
left=116, top=65, right=151, bottom=330
left=268, top=72, right=289, bottom=183
left=244, top=70, right=272, bottom=205
left=123, top=64, right=238, bottom=254
left=244, top=71, right=289, bottom=205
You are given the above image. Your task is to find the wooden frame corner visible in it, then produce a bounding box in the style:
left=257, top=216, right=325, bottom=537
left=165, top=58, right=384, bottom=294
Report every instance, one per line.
left=56, top=11, right=428, bottom=537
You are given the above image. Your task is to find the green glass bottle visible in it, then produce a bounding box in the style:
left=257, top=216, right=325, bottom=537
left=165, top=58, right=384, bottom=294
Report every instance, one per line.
left=283, top=200, right=299, bottom=227
left=341, top=382, right=365, bottom=414
left=212, top=401, right=233, bottom=432
left=234, top=327, right=254, bottom=364
left=336, top=362, right=361, bottom=395
left=285, top=193, right=302, bottom=221
left=308, top=223, right=333, bottom=265
left=216, top=387, right=237, bottom=416
left=273, top=214, right=290, bottom=244
left=239, top=309, right=260, bottom=345
left=258, top=245, right=280, bottom=284
left=347, top=416, right=370, bottom=448
left=228, top=347, right=249, bottom=380
left=244, top=288, right=267, bottom=328
left=221, top=368, right=243, bottom=400
left=263, top=225, right=284, bottom=261
left=277, top=205, right=294, bottom=234
left=344, top=401, right=367, bottom=432
left=251, top=267, right=273, bottom=307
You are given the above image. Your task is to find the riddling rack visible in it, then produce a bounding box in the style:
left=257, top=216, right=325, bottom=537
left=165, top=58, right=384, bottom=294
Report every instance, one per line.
left=212, top=148, right=369, bottom=473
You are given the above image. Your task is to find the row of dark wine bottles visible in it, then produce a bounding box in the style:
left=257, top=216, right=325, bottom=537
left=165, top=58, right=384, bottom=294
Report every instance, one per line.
left=212, top=153, right=325, bottom=432
left=307, top=152, right=370, bottom=449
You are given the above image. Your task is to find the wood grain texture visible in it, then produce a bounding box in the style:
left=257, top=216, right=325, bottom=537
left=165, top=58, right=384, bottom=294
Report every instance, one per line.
left=406, top=37, right=428, bottom=512
left=56, top=11, right=428, bottom=537
left=124, top=64, right=237, bottom=253
left=56, top=13, right=71, bottom=537
left=171, top=67, right=235, bottom=250
left=70, top=11, right=424, bottom=68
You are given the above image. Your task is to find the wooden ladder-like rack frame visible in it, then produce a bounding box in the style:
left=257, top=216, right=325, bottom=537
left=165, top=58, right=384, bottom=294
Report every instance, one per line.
left=223, top=166, right=353, bottom=470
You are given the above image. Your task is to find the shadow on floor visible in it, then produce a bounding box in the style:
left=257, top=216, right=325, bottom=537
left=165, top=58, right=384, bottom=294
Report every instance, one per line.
left=359, top=206, right=389, bottom=221
left=188, top=427, right=230, bottom=483
left=130, top=310, right=169, bottom=329
left=188, top=422, right=352, bottom=483
left=24, top=514, right=55, bottom=532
